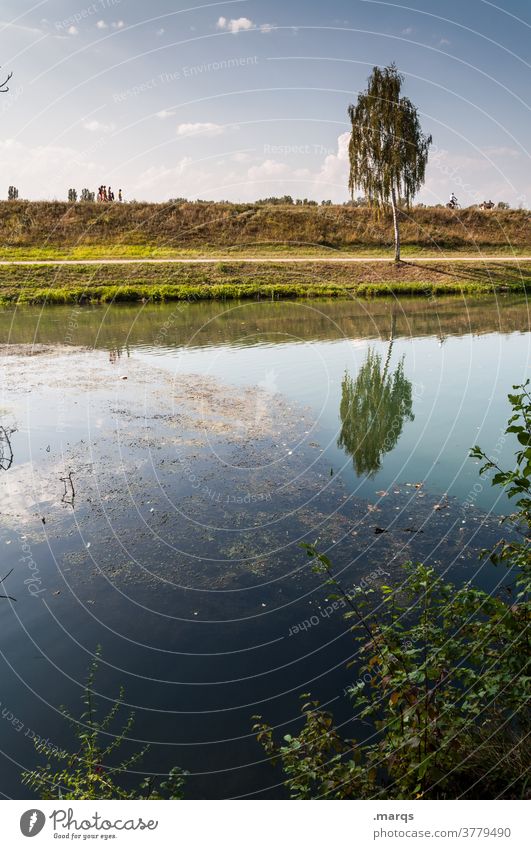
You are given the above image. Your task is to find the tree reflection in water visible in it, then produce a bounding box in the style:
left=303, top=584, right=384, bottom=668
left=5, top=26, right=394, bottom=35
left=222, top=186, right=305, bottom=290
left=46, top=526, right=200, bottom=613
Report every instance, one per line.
left=338, top=343, right=414, bottom=477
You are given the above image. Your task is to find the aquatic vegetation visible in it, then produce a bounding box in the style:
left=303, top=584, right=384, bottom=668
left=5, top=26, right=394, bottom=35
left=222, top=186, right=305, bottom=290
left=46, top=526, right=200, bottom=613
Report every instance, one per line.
left=22, top=648, right=186, bottom=800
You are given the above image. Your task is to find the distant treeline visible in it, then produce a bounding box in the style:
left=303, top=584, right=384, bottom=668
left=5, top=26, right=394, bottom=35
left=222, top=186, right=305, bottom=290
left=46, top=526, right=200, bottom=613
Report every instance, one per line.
left=5, top=187, right=515, bottom=211
left=168, top=195, right=513, bottom=210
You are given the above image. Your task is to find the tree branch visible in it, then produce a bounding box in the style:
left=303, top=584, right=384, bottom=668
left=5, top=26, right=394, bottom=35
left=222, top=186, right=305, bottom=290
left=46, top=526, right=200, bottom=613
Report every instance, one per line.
left=0, top=70, right=13, bottom=93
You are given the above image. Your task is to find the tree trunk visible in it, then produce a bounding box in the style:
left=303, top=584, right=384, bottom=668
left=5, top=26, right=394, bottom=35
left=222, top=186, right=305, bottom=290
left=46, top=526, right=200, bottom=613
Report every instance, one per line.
left=382, top=310, right=397, bottom=382
left=390, top=188, right=401, bottom=262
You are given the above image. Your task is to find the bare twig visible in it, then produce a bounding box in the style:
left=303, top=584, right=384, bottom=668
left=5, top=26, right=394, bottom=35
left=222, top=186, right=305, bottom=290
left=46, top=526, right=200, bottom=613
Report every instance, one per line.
left=0, top=425, right=15, bottom=470
left=0, top=568, right=16, bottom=601
left=0, top=70, right=13, bottom=93
left=60, top=471, right=75, bottom=507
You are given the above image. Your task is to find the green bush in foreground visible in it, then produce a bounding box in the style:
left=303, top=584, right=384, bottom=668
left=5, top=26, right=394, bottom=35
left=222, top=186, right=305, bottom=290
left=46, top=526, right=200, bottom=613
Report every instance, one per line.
left=254, top=382, right=530, bottom=799
left=22, top=648, right=186, bottom=800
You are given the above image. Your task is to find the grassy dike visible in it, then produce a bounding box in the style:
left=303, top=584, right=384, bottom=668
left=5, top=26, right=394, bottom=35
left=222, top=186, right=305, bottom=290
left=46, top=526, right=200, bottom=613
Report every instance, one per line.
left=0, top=259, right=529, bottom=305
left=0, top=201, right=529, bottom=255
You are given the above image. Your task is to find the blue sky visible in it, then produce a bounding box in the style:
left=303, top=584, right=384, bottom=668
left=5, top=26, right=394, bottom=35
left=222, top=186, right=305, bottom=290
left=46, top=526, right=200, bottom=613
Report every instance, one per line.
left=1, top=0, right=529, bottom=204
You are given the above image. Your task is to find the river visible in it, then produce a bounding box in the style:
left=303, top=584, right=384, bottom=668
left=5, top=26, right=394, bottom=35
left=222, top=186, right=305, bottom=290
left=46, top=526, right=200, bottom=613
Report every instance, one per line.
left=0, top=294, right=529, bottom=798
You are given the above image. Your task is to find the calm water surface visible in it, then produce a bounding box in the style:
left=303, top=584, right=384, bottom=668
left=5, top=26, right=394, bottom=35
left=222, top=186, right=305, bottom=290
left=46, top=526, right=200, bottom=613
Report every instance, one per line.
left=0, top=295, right=529, bottom=798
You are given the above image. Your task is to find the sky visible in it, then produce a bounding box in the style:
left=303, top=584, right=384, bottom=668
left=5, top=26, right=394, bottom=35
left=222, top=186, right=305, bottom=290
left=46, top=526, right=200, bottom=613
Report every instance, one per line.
left=0, top=0, right=529, bottom=205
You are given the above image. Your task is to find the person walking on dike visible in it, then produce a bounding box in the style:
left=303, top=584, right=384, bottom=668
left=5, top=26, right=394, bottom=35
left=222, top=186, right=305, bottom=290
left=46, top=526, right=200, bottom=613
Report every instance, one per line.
left=449, top=192, right=458, bottom=208
left=118, top=189, right=122, bottom=202
left=108, top=186, right=113, bottom=202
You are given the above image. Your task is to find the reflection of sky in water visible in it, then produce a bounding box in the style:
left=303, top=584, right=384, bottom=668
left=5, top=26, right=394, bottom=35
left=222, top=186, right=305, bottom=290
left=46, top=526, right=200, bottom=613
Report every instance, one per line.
left=135, top=331, right=528, bottom=513
left=0, top=297, right=529, bottom=799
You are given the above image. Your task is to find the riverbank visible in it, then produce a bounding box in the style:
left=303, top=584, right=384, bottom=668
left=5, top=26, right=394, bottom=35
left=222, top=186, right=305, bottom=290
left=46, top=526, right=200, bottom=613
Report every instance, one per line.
left=0, top=201, right=529, bottom=256
left=0, top=259, right=529, bottom=304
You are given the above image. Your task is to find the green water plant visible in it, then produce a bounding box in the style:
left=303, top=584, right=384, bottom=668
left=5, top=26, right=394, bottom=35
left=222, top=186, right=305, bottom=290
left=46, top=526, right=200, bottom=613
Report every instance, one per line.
left=22, top=648, right=186, bottom=800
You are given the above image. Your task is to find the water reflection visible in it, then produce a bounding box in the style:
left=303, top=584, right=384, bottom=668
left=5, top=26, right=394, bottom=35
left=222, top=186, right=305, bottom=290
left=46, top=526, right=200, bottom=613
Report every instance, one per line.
left=0, top=297, right=527, bottom=800
left=0, top=295, right=528, bottom=351
left=338, top=342, right=414, bottom=477
left=0, top=425, right=15, bottom=471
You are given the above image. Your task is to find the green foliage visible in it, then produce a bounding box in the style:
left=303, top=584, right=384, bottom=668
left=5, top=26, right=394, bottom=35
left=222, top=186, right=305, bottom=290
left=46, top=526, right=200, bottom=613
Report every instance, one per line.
left=471, top=380, right=531, bottom=586
left=338, top=343, right=414, bottom=476
left=0, top=273, right=529, bottom=308
left=255, top=195, right=295, bottom=205
left=21, top=648, right=186, bottom=800
left=348, top=64, right=432, bottom=209
left=255, top=384, right=530, bottom=799
left=255, top=697, right=361, bottom=799
left=68, top=189, right=77, bottom=203
left=8, top=185, right=18, bottom=200
left=348, top=64, right=432, bottom=260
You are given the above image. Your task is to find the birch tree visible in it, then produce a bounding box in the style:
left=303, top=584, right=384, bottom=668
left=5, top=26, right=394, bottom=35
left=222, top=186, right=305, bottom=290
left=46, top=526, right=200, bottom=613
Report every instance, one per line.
left=348, top=64, right=432, bottom=261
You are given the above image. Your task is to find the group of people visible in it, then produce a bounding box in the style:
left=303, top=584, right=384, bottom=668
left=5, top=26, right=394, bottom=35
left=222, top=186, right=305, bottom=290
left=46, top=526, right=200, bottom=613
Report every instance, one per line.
left=97, top=185, right=122, bottom=202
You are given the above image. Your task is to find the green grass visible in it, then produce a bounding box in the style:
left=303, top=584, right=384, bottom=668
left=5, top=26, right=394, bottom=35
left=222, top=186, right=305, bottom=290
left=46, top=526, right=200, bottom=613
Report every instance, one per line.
left=0, top=259, right=529, bottom=305
left=4, top=280, right=526, bottom=306
left=1, top=244, right=529, bottom=262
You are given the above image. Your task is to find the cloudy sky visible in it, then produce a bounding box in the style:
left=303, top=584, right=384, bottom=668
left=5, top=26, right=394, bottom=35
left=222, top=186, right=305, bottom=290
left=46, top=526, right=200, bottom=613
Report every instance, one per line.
left=1, top=0, right=529, bottom=205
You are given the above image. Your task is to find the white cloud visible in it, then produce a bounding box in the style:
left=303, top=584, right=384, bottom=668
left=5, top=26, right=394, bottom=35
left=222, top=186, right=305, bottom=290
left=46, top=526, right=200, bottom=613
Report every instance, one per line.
left=83, top=119, right=115, bottom=134
left=217, top=16, right=254, bottom=34
left=67, top=25, right=78, bottom=36
left=483, top=146, right=521, bottom=159
left=401, top=27, right=413, bottom=35
left=260, top=23, right=274, bottom=33
left=0, top=139, right=100, bottom=198
left=96, top=20, right=107, bottom=30
left=176, top=122, right=226, bottom=137
left=235, top=133, right=352, bottom=199
left=424, top=147, right=527, bottom=206
left=247, top=159, right=290, bottom=181
left=125, top=134, right=529, bottom=205
left=241, top=141, right=349, bottom=198
left=112, top=20, right=125, bottom=29
left=156, top=28, right=165, bottom=36
left=438, top=37, right=451, bottom=47
left=135, top=158, right=193, bottom=193
left=315, top=132, right=351, bottom=187
left=430, top=148, right=491, bottom=174
left=156, top=109, right=176, bottom=119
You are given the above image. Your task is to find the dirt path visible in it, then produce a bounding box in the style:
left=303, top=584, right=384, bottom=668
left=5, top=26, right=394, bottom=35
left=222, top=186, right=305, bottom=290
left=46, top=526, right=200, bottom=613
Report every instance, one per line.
left=0, top=256, right=530, bottom=266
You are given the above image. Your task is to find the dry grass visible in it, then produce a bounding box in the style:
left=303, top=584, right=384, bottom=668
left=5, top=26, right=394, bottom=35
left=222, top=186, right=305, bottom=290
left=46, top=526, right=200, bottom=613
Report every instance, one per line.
left=0, top=201, right=529, bottom=257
